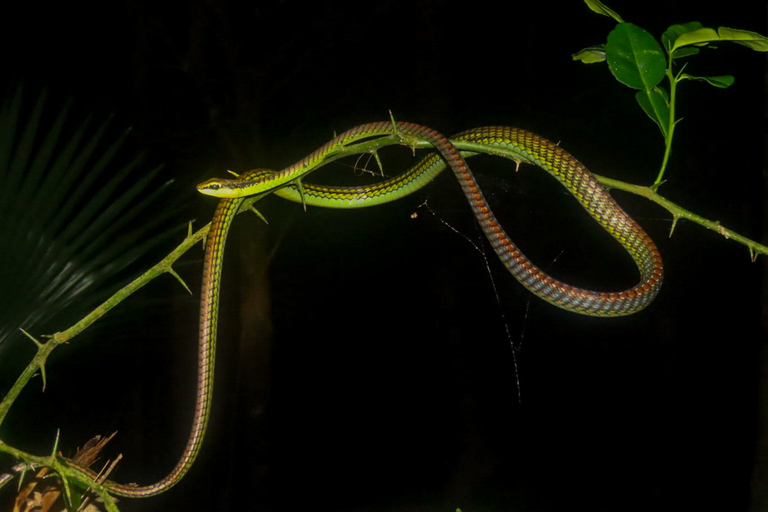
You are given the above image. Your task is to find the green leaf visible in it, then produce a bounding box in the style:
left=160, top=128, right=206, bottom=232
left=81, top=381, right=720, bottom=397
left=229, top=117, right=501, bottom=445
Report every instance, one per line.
left=662, top=22, right=703, bottom=54
left=583, top=0, right=623, bottom=23
left=717, top=27, right=768, bottom=51
left=573, top=45, right=606, bottom=63
left=680, top=73, right=735, bottom=88
left=635, top=88, right=670, bottom=137
left=672, top=26, right=768, bottom=52
left=672, top=27, right=721, bottom=50
left=670, top=47, right=700, bottom=59
left=606, top=23, right=667, bottom=90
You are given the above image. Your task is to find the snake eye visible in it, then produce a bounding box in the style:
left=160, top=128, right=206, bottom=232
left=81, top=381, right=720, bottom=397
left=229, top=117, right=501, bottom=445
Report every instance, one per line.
left=209, top=183, right=221, bottom=190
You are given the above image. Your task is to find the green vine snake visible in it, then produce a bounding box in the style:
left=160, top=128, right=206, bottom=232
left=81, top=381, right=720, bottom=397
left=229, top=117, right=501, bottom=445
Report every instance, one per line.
left=10, top=122, right=662, bottom=498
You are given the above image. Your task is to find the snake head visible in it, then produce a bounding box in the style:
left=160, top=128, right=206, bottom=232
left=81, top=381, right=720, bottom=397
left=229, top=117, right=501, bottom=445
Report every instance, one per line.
left=196, top=178, right=237, bottom=198
left=197, top=169, right=279, bottom=198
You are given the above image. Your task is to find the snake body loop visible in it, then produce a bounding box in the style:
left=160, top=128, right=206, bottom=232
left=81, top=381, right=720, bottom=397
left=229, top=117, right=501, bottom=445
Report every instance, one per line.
left=200, top=123, right=663, bottom=314
left=56, top=122, right=661, bottom=497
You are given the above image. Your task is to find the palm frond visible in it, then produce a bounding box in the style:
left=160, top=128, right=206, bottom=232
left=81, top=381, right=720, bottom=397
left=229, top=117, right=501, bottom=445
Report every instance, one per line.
left=0, top=84, right=182, bottom=363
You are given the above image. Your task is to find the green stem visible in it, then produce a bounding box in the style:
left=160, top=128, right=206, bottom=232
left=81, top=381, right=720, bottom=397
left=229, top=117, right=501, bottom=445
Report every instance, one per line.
left=0, top=438, right=121, bottom=512
left=0, top=224, right=209, bottom=427
left=457, top=138, right=766, bottom=258
left=654, top=67, right=680, bottom=187
left=596, top=174, right=765, bottom=259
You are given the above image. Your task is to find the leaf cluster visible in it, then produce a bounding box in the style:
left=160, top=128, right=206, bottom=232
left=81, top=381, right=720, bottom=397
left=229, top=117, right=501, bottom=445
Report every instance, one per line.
left=573, top=0, right=768, bottom=184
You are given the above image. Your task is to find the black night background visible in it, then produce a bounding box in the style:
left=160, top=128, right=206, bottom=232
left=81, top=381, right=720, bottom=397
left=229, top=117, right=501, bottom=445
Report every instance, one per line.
left=0, top=1, right=766, bottom=511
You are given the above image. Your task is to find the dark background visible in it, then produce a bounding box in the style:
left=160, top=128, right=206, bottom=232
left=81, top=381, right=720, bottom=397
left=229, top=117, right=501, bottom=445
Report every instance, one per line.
left=0, top=1, right=766, bottom=511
